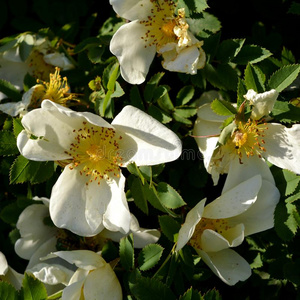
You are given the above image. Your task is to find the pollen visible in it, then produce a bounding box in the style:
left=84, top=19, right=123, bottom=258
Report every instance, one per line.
left=229, top=119, right=268, bottom=160
left=189, top=218, right=230, bottom=250
left=29, top=67, right=79, bottom=109
left=139, top=0, right=189, bottom=49
left=64, top=122, right=123, bottom=185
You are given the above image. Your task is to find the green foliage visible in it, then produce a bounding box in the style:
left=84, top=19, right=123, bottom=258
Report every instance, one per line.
left=138, top=244, right=164, bottom=271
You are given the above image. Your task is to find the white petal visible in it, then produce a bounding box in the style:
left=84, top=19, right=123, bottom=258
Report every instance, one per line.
left=109, top=0, right=154, bottom=20
left=0, top=252, right=8, bottom=275
left=110, top=21, right=156, bottom=84
left=201, top=223, right=244, bottom=252
left=83, top=264, right=122, bottom=300
left=263, top=123, right=300, bottom=174
left=43, top=53, right=74, bottom=70
left=203, top=175, right=262, bottom=219
left=112, top=105, right=182, bottom=166
left=161, top=45, right=203, bottom=74
left=102, top=174, right=131, bottom=234
left=50, top=250, right=105, bottom=270
left=222, top=156, right=275, bottom=193
left=244, top=89, right=278, bottom=120
left=15, top=204, right=56, bottom=260
left=176, top=199, right=206, bottom=251
left=229, top=180, right=280, bottom=236
left=18, top=100, right=113, bottom=161
left=62, top=277, right=85, bottom=300
left=49, top=167, right=106, bottom=237
left=198, top=248, right=251, bottom=285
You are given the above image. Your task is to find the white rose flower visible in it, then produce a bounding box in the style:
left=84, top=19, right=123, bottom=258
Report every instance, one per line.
left=176, top=156, right=280, bottom=285
left=109, top=0, right=206, bottom=84
left=17, top=100, right=182, bottom=236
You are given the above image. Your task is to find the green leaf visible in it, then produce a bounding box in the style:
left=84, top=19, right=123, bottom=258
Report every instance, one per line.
left=179, top=287, right=204, bottom=300
left=144, top=73, right=165, bottom=103
left=0, top=281, right=18, bottom=300
left=176, top=85, right=195, bottom=106
left=283, top=169, right=300, bottom=196
left=0, top=79, right=22, bottom=101
left=138, top=244, right=164, bottom=271
left=237, top=78, right=248, bottom=107
left=156, top=182, right=186, bottom=209
left=0, top=130, right=19, bottom=156
left=187, top=13, right=221, bottom=34
left=172, top=107, right=197, bottom=125
left=119, top=234, right=134, bottom=271
left=130, top=276, right=176, bottom=300
left=19, top=34, right=34, bottom=61
left=233, top=44, right=272, bottom=65
left=267, top=64, right=300, bottom=92
left=158, top=215, right=181, bottom=242
left=10, top=155, right=54, bottom=184
left=148, top=105, right=172, bottom=124
left=157, top=87, right=174, bottom=111
left=130, top=177, right=149, bottom=214
left=288, top=2, right=300, bottom=15
left=244, top=63, right=265, bottom=92
left=130, top=86, right=144, bottom=110
left=211, top=99, right=237, bottom=116
left=216, top=38, right=245, bottom=63
left=21, top=273, right=48, bottom=300
left=271, top=100, right=300, bottom=123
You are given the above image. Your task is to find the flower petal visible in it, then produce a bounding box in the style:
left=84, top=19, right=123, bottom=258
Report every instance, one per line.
left=176, top=199, right=206, bottom=251
left=203, top=175, right=262, bottom=219
left=15, top=204, right=56, bottom=260
left=49, top=167, right=106, bottom=237
left=110, top=21, right=156, bottom=84
left=83, top=264, right=122, bottom=300
left=112, top=105, right=182, bottom=166
left=201, top=223, right=244, bottom=253
left=62, top=277, right=85, bottom=300
left=0, top=252, right=8, bottom=275
left=263, top=123, right=300, bottom=174
left=198, top=248, right=251, bottom=285
left=109, top=0, right=154, bottom=20
left=17, top=100, right=112, bottom=161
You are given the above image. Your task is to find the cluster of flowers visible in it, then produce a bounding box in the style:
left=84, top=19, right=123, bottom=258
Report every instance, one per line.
left=0, top=0, right=299, bottom=298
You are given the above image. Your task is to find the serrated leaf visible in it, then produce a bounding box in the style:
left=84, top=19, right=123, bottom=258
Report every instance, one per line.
left=158, top=215, right=181, bottom=242
left=187, top=13, right=221, bottom=34
left=148, top=105, right=172, bottom=124
left=0, top=79, right=22, bottom=101
left=144, top=73, right=165, bottom=103
left=22, top=273, right=48, bottom=300
left=233, top=44, right=272, bottom=65
left=216, top=38, right=245, bottom=63
left=130, top=276, right=176, bottom=300
left=156, top=182, right=186, bottom=209
left=138, top=244, right=164, bottom=271
left=271, top=100, right=300, bottom=123
left=0, top=281, right=19, bottom=300
left=10, top=155, right=54, bottom=184
left=283, top=169, right=300, bottom=196
left=244, top=63, right=265, bottom=92
left=176, top=85, right=195, bottom=106
left=130, top=86, right=144, bottom=110
left=0, top=130, right=19, bottom=156
left=179, top=287, right=203, bottom=300
left=119, top=234, right=134, bottom=271
left=267, top=64, right=300, bottom=92
left=130, top=176, right=148, bottom=214
left=211, top=99, right=237, bottom=116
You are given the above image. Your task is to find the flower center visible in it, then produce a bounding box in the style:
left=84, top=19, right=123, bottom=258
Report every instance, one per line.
left=229, top=119, right=268, bottom=159
left=64, top=122, right=123, bottom=185
left=140, top=0, right=188, bottom=49
left=189, top=217, right=230, bottom=250
left=29, top=67, right=78, bottom=109
left=26, top=49, right=55, bottom=81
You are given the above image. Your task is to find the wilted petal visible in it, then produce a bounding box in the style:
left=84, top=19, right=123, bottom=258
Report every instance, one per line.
left=110, top=20, right=156, bottom=84
left=198, top=248, right=251, bottom=285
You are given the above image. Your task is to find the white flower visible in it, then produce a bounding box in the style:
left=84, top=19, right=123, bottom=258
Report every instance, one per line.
left=244, top=89, right=278, bottom=120
left=0, top=33, right=74, bottom=100
left=109, top=0, right=206, bottom=84
left=17, top=101, right=181, bottom=237
left=15, top=197, right=161, bottom=268
left=176, top=156, right=280, bottom=285
left=194, top=89, right=300, bottom=184
left=44, top=250, right=122, bottom=300
left=0, top=67, right=79, bottom=117
left=0, top=252, right=23, bottom=290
